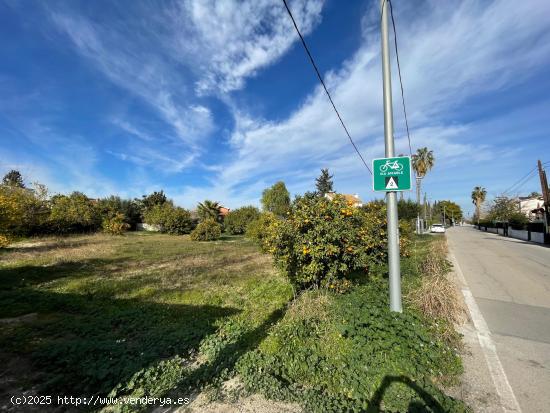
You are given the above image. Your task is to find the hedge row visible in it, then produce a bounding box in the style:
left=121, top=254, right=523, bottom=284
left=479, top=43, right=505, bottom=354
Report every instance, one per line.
left=477, top=219, right=544, bottom=231
left=0, top=187, right=192, bottom=238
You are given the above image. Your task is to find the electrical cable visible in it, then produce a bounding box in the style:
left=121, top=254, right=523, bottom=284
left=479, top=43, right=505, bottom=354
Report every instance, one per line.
left=502, top=161, right=549, bottom=195
left=502, top=168, right=537, bottom=195
left=281, top=0, right=372, bottom=175
left=387, top=0, right=413, bottom=159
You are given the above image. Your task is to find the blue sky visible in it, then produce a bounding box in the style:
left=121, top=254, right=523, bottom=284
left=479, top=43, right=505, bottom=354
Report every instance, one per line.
left=1, top=0, right=549, bottom=216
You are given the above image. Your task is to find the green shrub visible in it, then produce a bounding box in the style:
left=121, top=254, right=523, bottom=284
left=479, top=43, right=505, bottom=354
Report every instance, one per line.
left=486, top=196, right=520, bottom=222
left=143, top=204, right=194, bottom=235
left=97, top=196, right=141, bottom=230
left=0, top=234, right=10, bottom=248
left=237, top=284, right=468, bottom=413
left=224, top=206, right=260, bottom=235
left=509, top=212, right=528, bottom=230
left=139, top=190, right=168, bottom=211
left=143, top=203, right=168, bottom=229
left=397, top=199, right=421, bottom=221
left=190, top=219, right=222, bottom=241
left=245, top=212, right=278, bottom=251
left=0, top=187, right=23, bottom=236
left=163, top=207, right=194, bottom=235
left=261, top=181, right=290, bottom=217
left=477, top=219, right=494, bottom=228
left=264, top=195, right=410, bottom=290
left=49, top=192, right=101, bottom=234
left=102, top=213, right=130, bottom=235
left=0, top=185, right=50, bottom=236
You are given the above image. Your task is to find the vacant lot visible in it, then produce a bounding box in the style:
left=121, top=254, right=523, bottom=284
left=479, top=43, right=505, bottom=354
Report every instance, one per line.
left=0, top=232, right=468, bottom=412
left=0, top=233, right=291, bottom=409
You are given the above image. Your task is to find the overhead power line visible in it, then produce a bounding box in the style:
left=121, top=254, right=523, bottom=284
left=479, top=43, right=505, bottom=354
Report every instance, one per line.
left=387, top=0, right=413, bottom=159
left=502, top=161, right=550, bottom=195
left=281, top=0, right=372, bottom=175
left=502, top=168, right=537, bottom=195
left=508, top=172, right=538, bottom=196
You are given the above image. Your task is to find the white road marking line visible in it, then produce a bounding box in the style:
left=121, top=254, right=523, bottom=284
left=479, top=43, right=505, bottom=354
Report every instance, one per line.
left=449, top=251, right=522, bottom=413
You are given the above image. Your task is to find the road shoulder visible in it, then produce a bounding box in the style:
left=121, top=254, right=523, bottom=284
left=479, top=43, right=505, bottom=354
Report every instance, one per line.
left=447, top=241, right=518, bottom=413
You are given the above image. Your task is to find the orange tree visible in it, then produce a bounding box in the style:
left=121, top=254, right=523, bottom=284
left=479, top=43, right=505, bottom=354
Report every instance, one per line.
left=0, top=189, right=21, bottom=247
left=102, top=212, right=130, bottom=235
left=0, top=185, right=50, bottom=237
left=265, top=194, right=410, bottom=291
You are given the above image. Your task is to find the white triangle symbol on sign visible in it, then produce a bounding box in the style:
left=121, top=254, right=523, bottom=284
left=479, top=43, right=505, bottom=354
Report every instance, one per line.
left=386, top=177, right=398, bottom=189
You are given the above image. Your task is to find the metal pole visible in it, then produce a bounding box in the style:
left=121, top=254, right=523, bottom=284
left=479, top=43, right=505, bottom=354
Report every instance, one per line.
left=416, top=177, right=421, bottom=234
left=423, top=192, right=427, bottom=222
left=537, top=160, right=550, bottom=243
left=381, top=0, right=402, bottom=312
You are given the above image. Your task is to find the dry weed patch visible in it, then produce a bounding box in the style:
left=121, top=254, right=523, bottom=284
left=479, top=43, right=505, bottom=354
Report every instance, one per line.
left=408, top=238, right=468, bottom=328
left=2, top=234, right=116, bottom=265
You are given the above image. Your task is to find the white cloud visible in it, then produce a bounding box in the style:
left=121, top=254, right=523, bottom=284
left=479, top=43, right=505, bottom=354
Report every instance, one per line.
left=190, top=0, right=550, bottom=209
left=110, top=118, right=154, bottom=142
left=5, top=0, right=550, bottom=213
left=2, top=0, right=328, bottom=203
left=106, top=148, right=195, bottom=174
left=49, top=11, right=214, bottom=150
left=170, top=0, right=325, bottom=94
left=0, top=118, right=120, bottom=197
left=45, top=0, right=326, bottom=180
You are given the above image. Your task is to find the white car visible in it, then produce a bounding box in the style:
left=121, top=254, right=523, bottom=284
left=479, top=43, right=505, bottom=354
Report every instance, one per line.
left=430, top=224, right=446, bottom=233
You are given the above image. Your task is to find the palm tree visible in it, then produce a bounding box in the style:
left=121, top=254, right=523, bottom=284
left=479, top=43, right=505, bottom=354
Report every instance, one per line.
left=411, top=147, right=435, bottom=205
left=197, top=200, right=221, bottom=222
left=471, top=186, right=487, bottom=224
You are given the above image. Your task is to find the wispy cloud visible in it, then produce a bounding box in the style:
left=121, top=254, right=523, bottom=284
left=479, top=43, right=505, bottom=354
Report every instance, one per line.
left=3, top=0, right=549, bottom=212
left=190, top=0, right=550, bottom=206
left=45, top=0, right=326, bottom=179
left=169, top=0, right=325, bottom=94
left=110, top=118, right=155, bottom=142
left=106, top=148, right=195, bottom=174
left=0, top=117, right=120, bottom=197
left=49, top=10, right=214, bottom=149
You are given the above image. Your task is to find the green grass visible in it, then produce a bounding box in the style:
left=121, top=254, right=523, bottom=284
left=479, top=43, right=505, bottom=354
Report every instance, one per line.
left=0, top=233, right=292, bottom=408
left=0, top=232, right=467, bottom=412
left=236, top=235, right=469, bottom=413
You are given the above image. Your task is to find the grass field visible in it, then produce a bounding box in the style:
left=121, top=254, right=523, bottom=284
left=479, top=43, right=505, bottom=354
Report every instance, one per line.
left=0, top=233, right=292, bottom=408
left=0, top=232, right=468, bottom=412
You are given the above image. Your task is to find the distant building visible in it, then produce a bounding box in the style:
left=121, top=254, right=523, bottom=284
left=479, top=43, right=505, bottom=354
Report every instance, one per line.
left=324, top=192, right=363, bottom=207
left=518, top=196, right=545, bottom=221
left=136, top=223, right=161, bottom=232
left=219, top=206, right=230, bottom=217
left=188, top=206, right=230, bottom=221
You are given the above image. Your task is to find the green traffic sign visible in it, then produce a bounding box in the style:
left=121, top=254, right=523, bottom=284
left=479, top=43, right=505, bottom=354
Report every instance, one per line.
left=372, top=156, right=412, bottom=192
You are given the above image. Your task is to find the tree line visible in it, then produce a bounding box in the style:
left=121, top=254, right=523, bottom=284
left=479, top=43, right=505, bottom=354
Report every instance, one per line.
left=1, top=160, right=465, bottom=247
left=470, top=185, right=547, bottom=230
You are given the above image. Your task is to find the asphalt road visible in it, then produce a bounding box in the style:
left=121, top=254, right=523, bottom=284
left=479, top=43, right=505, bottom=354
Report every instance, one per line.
left=447, top=226, right=550, bottom=413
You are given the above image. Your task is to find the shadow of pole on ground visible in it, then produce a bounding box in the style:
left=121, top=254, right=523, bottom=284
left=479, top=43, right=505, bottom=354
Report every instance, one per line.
left=178, top=306, right=287, bottom=390
left=366, top=375, right=446, bottom=413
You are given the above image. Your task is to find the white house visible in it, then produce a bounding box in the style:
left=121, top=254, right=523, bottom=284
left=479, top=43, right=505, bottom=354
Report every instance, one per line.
left=324, top=192, right=363, bottom=207
left=518, top=196, right=545, bottom=221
